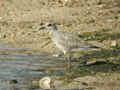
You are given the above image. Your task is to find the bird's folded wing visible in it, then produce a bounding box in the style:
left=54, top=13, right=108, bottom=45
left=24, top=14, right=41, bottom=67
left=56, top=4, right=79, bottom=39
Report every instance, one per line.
left=56, top=31, right=91, bottom=49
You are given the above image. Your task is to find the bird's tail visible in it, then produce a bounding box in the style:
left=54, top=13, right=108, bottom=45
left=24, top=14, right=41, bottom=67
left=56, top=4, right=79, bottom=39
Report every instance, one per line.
left=89, top=45, right=100, bottom=50
left=90, top=45, right=99, bottom=48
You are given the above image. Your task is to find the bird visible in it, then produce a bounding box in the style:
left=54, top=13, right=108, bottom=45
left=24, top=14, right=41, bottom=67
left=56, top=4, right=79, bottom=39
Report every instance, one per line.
left=39, top=22, right=100, bottom=71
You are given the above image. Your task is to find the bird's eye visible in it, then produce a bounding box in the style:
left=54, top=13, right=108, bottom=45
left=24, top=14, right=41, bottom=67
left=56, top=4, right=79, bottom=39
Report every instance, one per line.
left=47, top=24, right=52, bottom=27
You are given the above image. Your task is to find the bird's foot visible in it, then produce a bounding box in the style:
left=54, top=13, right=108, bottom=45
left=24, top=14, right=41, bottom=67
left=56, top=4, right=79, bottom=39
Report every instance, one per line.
left=64, top=56, right=72, bottom=72
left=66, top=63, right=72, bottom=72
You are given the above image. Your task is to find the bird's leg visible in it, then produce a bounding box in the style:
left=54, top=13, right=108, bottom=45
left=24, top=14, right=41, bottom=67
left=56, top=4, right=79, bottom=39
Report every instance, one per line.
left=66, top=53, right=72, bottom=73
left=64, top=54, right=74, bottom=81
left=65, top=54, right=72, bottom=73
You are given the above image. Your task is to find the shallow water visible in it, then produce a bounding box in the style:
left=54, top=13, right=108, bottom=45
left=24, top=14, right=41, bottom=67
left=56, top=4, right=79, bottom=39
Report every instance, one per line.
left=0, top=44, right=120, bottom=90
left=0, top=44, right=66, bottom=90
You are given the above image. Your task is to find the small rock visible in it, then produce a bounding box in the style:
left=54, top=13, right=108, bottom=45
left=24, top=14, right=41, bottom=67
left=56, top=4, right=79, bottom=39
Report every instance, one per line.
left=111, top=40, right=117, bottom=47
left=8, top=80, right=18, bottom=84
left=39, top=76, right=64, bottom=89
left=39, top=77, right=51, bottom=89
left=86, top=60, right=97, bottom=65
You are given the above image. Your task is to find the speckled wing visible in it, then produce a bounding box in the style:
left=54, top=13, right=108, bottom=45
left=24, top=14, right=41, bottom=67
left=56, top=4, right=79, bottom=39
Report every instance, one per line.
left=55, top=31, right=92, bottom=49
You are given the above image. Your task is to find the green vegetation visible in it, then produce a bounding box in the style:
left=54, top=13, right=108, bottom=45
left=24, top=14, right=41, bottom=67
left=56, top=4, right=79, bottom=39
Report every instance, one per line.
left=78, top=28, right=120, bottom=42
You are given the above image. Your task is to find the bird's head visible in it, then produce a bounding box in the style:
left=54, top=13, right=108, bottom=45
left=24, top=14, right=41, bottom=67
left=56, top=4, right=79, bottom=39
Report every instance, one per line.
left=39, top=22, right=58, bottom=31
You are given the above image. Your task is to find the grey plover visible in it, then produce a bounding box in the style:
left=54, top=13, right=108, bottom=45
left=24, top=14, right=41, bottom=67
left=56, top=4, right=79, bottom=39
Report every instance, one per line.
left=40, top=22, right=99, bottom=70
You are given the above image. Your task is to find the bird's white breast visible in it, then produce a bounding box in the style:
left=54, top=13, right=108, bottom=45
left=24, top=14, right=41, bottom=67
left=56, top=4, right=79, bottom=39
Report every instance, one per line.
left=50, top=31, right=67, bottom=54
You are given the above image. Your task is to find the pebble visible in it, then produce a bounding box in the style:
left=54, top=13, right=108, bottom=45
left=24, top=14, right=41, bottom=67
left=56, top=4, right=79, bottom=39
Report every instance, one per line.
left=111, top=40, right=117, bottom=47
left=39, top=77, right=51, bottom=89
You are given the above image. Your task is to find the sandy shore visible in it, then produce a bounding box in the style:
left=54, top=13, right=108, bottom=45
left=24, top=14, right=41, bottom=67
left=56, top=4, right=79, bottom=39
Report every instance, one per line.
left=0, top=0, right=120, bottom=52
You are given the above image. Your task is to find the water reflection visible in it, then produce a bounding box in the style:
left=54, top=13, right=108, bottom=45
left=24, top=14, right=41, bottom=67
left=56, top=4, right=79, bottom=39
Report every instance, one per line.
left=0, top=44, right=66, bottom=90
left=1, top=44, right=120, bottom=89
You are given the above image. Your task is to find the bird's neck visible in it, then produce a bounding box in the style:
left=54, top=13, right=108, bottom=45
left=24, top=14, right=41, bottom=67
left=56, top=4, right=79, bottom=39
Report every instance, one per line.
left=49, top=29, right=56, bottom=35
left=49, top=27, right=58, bottom=34
left=53, top=25, right=58, bottom=30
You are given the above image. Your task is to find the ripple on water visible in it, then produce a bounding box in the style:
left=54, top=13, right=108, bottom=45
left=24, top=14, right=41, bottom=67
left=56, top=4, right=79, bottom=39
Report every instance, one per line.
left=0, top=44, right=66, bottom=89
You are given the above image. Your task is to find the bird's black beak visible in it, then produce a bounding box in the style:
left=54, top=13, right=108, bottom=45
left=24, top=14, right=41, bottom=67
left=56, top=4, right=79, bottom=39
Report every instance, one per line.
left=39, top=26, right=46, bottom=30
